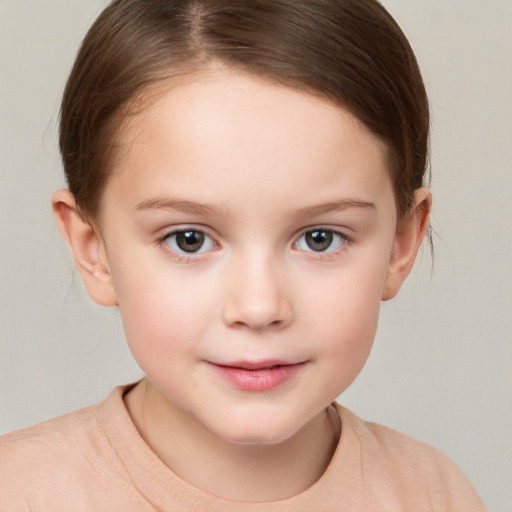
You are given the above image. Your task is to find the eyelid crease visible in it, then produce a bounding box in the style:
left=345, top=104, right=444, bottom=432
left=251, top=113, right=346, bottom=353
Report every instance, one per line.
left=294, top=226, right=348, bottom=244
left=159, top=226, right=216, bottom=243
left=294, top=224, right=352, bottom=241
left=155, top=222, right=218, bottom=240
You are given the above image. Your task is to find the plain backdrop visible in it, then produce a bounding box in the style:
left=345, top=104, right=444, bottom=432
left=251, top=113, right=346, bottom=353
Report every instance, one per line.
left=1, top=1, right=511, bottom=510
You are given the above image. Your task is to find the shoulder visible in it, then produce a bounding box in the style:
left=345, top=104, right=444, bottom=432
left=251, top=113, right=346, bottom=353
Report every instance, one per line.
left=0, top=387, right=132, bottom=510
left=1, top=401, right=105, bottom=495
left=336, top=405, right=487, bottom=511
left=1, top=400, right=100, bottom=468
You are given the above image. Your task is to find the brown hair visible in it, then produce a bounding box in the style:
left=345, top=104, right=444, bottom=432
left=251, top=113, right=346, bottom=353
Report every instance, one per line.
left=59, top=0, right=430, bottom=221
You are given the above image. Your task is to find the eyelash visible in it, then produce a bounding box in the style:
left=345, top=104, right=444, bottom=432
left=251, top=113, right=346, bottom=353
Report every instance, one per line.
left=157, top=227, right=350, bottom=262
left=158, top=228, right=219, bottom=262
left=293, top=228, right=349, bottom=260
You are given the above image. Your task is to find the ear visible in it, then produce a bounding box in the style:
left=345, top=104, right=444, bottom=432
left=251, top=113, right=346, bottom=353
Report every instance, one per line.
left=382, top=188, right=431, bottom=301
left=52, top=189, right=118, bottom=307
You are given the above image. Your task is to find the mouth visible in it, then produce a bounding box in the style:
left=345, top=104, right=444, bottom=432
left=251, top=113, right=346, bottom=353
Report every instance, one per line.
left=216, top=359, right=300, bottom=370
left=207, top=360, right=306, bottom=391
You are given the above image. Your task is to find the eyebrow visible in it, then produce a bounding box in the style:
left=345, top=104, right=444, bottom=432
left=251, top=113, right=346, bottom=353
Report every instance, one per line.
left=133, top=197, right=226, bottom=216
left=133, top=197, right=375, bottom=218
left=294, top=199, right=376, bottom=218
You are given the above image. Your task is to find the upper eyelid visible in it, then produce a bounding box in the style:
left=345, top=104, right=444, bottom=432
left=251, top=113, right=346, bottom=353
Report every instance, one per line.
left=159, top=225, right=216, bottom=239
left=293, top=227, right=350, bottom=250
left=294, top=226, right=350, bottom=240
left=293, top=228, right=350, bottom=260
left=157, top=225, right=350, bottom=246
left=159, top=228, right=218, bottom=260
left=158, top=226, right=217, bottom=249
left=160, top=225, right=348, bottom=236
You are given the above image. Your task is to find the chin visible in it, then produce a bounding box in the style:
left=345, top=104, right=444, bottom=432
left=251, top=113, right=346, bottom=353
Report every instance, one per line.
left=220, top=430, right=294, bottom=446
left=210, top=413, right=304, bottom=446
left=229, top=431, right=289, bottom=446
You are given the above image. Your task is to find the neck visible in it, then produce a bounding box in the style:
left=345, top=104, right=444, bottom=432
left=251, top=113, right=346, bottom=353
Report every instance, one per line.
left=124, top=379, right=340, bottom=502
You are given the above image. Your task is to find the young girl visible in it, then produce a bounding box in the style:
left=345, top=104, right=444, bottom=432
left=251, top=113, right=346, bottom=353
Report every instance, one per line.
left=1, top=0, right=488, bottom=509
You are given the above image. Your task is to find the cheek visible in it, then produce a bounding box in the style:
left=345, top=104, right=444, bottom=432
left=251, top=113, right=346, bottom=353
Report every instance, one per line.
left=313, top=292, right=380, bottom=399
left=303, top=260, right=387, bottom=383
left=318, top=288, right=380, bottom=363
left=305, top=259, right=385, bottom=333
left=112, top=262, right=215, bottom=361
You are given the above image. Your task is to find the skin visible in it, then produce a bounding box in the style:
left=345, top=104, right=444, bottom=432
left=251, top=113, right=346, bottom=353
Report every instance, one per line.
left=53, top=66, right=430, bottom=502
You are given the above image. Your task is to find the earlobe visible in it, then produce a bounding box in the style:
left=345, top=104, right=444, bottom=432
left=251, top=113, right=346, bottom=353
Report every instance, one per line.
left=382, top=188, right=431, bottom=301
left=52, top=189, right=118, bottom=307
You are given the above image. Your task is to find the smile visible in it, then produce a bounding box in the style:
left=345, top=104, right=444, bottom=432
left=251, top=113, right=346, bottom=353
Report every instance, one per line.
left=208, top=360, right=306, bottom=392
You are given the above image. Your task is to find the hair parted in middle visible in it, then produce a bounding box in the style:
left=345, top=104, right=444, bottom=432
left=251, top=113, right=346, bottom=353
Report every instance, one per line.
left=60, top=0, right=429, bottom=222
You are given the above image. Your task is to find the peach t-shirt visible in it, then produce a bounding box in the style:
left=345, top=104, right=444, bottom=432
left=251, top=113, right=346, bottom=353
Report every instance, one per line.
left=1, top=385, right=487, bottom=511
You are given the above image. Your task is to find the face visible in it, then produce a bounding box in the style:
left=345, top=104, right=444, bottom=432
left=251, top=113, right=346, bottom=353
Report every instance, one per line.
left=97, top=67, right=400, bottom=445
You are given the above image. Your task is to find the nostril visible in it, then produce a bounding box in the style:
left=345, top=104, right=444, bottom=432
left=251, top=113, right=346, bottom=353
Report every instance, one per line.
left=221, top=285, right=293, bottom=330
left=227, top=317, right=286, bottom=331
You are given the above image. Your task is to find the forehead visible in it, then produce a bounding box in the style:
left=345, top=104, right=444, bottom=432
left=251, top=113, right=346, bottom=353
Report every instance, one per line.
left=103, top=67, right=394, bottom=217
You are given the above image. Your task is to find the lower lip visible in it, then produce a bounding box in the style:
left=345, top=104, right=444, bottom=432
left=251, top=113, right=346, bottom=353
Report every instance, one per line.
left=209, top=362, right=305, bottom=391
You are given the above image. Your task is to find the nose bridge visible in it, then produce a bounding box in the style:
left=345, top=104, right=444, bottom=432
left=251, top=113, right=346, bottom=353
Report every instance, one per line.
left=222, top=245, right=292, bottom=330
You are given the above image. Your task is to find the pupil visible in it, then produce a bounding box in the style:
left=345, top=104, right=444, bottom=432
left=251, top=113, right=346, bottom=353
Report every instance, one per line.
left=176, top=231, right=204, bottom=252
left=306, top=230, right=332, bottom=251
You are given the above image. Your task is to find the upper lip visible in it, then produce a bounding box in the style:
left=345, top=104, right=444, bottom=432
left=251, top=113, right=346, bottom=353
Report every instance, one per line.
left=209, top=360, right=304, bottom=370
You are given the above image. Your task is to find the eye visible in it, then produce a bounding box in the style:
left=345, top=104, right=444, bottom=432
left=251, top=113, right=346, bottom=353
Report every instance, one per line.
left=295, top=228, right=346, bottom=253
left=164, top=229, right=215, bottom=255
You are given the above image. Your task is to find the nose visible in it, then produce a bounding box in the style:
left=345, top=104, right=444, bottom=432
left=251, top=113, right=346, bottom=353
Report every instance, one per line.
left=221, top=252, right=293, bottom=331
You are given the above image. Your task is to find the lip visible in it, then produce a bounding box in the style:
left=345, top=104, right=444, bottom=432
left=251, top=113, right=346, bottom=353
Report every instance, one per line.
left=208, top=360, right=306, bottom=391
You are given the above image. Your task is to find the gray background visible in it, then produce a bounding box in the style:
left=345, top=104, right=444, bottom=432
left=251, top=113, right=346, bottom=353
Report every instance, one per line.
left=1, top=1, right=511, bottom=510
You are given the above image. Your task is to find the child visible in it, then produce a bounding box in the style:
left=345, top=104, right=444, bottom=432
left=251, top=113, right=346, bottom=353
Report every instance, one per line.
left=1, top=0, right=488, bottom=509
